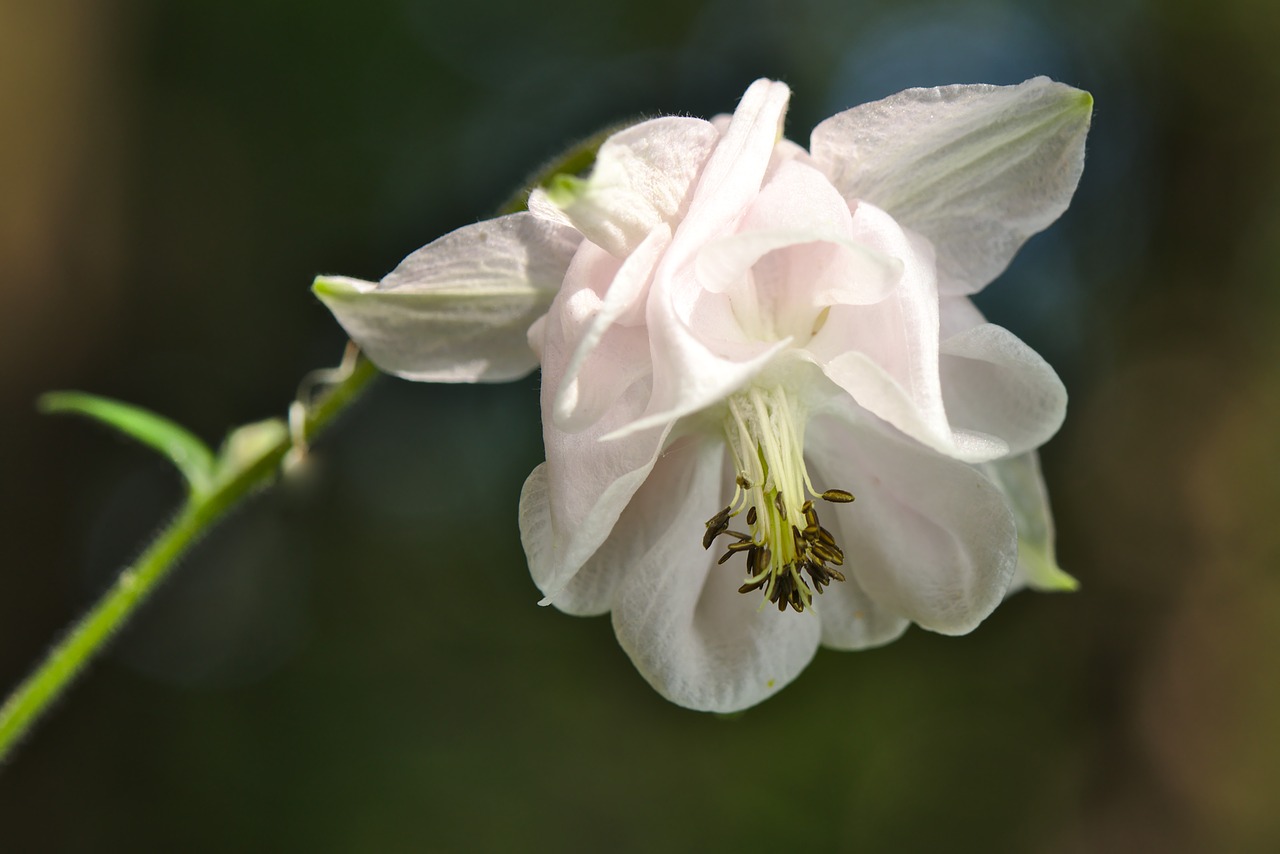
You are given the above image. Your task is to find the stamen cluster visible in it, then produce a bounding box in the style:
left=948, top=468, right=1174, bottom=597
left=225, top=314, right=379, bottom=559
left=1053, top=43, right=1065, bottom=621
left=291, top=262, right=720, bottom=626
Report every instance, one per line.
left=704, top=481, right=855, bottom=612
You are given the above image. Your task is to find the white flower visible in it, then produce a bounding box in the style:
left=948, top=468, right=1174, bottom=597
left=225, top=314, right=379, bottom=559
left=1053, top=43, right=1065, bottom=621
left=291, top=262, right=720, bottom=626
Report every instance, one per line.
left=316, top=77, right=1091, bottom=712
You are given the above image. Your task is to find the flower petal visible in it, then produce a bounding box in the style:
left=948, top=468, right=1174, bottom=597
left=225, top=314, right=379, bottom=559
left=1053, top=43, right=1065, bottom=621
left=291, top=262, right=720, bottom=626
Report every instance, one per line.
left=610, top=440, right=822, bottom=712
left=547, top=117, right=721, bottom=257
left=676, top=79, right=792, bottom=249
left=977, top=451, right=1078, bottom=593
left=806, top=410, right=1017, bottom=635
left=809, top=503, right=911, bottom=650
left=810, top=76, right=1092, bottom=294
left=810, top=202, right=1007, bottom=463
left=525, top=294, right=670, bottom=599
left=551, top=225, right=671, bottom=432
left=940, top=323, right=1067, bottom=457
left=602, top=82, right=806, bottom=439
left=696, top=161, right=901, bottom=315
left=519, top=463, right=625, bottom=615
left=520, top=390, right=669, bottom=603
left=313, top=213, right=581, bottom=382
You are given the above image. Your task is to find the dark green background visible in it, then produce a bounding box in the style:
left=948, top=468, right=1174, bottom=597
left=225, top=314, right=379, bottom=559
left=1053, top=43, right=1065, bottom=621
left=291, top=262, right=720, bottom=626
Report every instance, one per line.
left=3, top=0, right=1279, bottom=850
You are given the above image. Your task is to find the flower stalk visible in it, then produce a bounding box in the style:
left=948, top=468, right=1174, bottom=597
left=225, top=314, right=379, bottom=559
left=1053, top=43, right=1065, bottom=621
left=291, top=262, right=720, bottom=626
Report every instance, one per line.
left=0, top=352, right=379, bottom=763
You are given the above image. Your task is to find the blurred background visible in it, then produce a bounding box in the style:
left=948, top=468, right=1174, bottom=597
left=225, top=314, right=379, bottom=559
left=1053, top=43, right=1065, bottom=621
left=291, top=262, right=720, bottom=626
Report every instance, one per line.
left=2, top=0, right=1278, bottom=850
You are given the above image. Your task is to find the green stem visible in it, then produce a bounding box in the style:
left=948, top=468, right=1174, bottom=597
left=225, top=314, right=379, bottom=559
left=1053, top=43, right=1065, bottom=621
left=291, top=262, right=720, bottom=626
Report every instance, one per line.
left=0, top=355, right=380, bottom=762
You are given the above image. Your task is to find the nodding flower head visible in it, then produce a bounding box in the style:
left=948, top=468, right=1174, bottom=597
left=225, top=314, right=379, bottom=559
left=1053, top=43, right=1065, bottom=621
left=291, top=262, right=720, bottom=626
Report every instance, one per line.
left=317, top=77, right=1091, bottom=712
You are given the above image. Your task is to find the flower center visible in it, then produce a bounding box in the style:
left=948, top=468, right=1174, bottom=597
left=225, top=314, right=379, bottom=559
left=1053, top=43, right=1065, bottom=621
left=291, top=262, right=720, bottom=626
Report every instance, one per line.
left=703, top=385, right=854, bottom=612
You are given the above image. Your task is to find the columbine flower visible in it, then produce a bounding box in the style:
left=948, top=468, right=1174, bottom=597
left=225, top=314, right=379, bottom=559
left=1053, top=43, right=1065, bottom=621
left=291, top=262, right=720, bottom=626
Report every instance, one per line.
left=315, top=77, right=1091, bottom=712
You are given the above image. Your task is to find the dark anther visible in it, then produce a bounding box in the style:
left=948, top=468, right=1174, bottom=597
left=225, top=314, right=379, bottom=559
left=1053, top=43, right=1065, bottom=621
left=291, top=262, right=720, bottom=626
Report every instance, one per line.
left=821, top=489, right=855, bottom=503
left=746, top=505, right=757, bottom=526
left=774, top=493, right=787, bottom=519
left=813, top=543, right=844, bottom=566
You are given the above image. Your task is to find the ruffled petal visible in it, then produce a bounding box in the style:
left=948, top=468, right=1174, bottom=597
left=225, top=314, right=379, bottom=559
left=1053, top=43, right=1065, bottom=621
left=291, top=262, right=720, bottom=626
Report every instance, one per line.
left=696, top=161, right=901, bottom=320
left=808, top=502, right=911, bottom=650
left=551, top=225, right=670, bottom=431
left=610, top=440, right=822, bottom=712
left=810, top=77, right=1092, bottom=294
left=526, top=280, right=671, bottom=598
left=675, top=79, right=792, bottom=250
left=519, top=463, right=625, bottom=615
left=313, top=213, right=581, bottom=382
left=940, top=323, right=1067, bottom=457
left=977, top=451, right=1078, bottom=593
left=523, top=380, right=671, bottom=602
left=547, top=117, right=720, bottom=257
left=805, top=410, right=1017, bottom=635
left=605, top=81, right=803, bottom=439
left=809, top=203, right=1008, bottom=463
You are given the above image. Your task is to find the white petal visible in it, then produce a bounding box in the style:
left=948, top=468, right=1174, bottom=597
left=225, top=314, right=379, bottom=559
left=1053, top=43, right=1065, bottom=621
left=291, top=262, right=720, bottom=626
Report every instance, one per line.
left=978, top=451, right=1078, bottom=593
left=940, top=323, right=1067, bottom=457
left=806, top=412, right=1017, bottom=635
left=552, top=225, right=671, bottom=431
left=810, top=202, right=1007, bottom=462
left=610, top=440, right=822, bottom=712
left=939, top=294, right=986, bottom=339
left=810, top=77, right=1093, bottom=294
left=548, top=117, right=720, bottom=257
left=313, top=213, right=581, bottom=382
left=809, top=503, right=911, bottom=650
left=519, top=463, right=625, bottom=615
left=675, top=79, right=793, bottom=250
left=696, top=161, right=901, bottom=313
left=528, top=303, right=669, bottom=599
left=603, top=80, right=796, bottom=438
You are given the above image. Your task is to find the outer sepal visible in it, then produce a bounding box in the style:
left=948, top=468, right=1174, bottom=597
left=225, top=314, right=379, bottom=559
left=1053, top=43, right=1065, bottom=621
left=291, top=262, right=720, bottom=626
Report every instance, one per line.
left=313, top=213, right=581, bottom=382
left=979, top=451, right=1078, bottom=592
left=811, top=77, right=1092, bottom=294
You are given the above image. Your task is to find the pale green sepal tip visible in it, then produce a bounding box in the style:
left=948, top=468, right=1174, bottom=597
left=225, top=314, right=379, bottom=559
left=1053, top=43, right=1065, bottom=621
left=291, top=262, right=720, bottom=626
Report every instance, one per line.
left=1021, top=544, right=1080, bottom=593
left=311, top=275, right=359, bottom=300
left=38, top=391, right=217, bottom=496
left=544, top=173, right=588, bottom=208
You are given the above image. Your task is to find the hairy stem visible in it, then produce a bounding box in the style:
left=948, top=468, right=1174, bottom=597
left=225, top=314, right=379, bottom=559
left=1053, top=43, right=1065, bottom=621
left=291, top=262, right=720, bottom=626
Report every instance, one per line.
left=0, top=355, right=380, bottom=762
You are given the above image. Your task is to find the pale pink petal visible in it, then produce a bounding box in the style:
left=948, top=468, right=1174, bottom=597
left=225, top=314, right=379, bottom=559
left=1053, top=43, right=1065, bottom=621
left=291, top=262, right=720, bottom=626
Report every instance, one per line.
left=696, top=160, right=900, bottom=321
left=808, top=203, right=1005, bottom=462
left=523, top=281, right=670, bottom=597
left=808, top=502, right=911, bottom=650
left=674, top=79, right=792, bottom=250
left=940, top=324, right=1067, bottom=457
left=605, top=80, right=802, bottom=438
left=610, top=440, right=822, bottom=712
left=551, top=225, right=670, bottom=431
left=519, top=377, right=670, bottom=602
left=519, top=463, right=624, bottom=616
left=939, top=295, right=986, bottom=338
left=548, top=117, right=720, bottom=257
left=805, top=409, right=1017, bottom=635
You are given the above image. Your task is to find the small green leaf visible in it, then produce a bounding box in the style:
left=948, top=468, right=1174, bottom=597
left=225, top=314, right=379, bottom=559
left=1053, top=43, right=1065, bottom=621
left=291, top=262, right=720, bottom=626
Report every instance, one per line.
left=39, top=391, right=216, bottom=495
